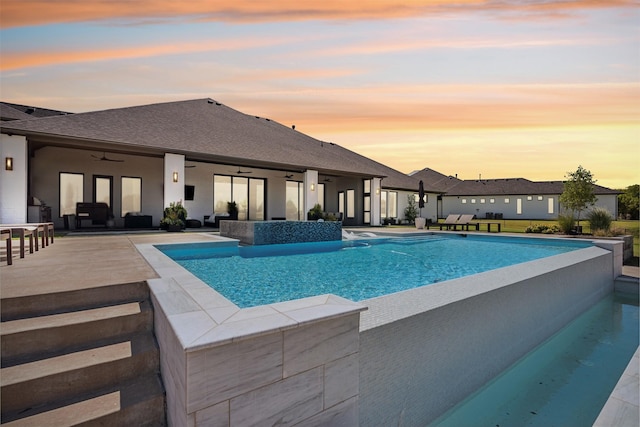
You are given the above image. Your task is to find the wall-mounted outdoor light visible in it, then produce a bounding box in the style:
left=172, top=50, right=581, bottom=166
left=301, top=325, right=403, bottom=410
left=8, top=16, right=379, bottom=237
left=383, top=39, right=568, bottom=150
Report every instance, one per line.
left=310, top=182, right=316, bottom=191
left=5, top=157, right=13, bottom=171
left=375, top=187, right=380, bottom=195
left=172, top=171, right=179, bottom=183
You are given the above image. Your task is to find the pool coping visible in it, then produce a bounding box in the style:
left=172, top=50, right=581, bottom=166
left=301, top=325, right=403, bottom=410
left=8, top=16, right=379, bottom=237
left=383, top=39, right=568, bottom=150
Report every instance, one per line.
left=136, top=233, right=367, bottom=352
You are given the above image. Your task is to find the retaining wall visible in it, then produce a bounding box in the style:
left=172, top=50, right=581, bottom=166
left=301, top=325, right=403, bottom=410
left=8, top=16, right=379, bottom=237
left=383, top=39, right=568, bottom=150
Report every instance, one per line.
left=358, top=245, right=618, bottom=426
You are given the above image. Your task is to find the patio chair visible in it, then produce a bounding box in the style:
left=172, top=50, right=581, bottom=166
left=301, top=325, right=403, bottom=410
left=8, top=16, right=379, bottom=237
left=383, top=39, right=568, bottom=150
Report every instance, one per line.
left=456, top=214, right=479, bottom=231
left=1, top=228, right=12, bottom=265
left=428, top=214, right=461, bottom=230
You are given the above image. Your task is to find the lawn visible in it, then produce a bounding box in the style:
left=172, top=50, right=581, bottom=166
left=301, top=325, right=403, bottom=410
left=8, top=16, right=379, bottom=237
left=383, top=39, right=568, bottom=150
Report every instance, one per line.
left=422, top=218, right=639, bottom=259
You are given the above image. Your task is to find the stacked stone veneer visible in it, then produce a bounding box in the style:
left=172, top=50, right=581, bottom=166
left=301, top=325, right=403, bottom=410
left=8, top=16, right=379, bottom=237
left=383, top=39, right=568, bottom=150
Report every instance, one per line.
left=220, top=220, right=341, bottom=245
left=142, top=246, right=365, bottom=427
left=358, top=243, right=621, bottom=425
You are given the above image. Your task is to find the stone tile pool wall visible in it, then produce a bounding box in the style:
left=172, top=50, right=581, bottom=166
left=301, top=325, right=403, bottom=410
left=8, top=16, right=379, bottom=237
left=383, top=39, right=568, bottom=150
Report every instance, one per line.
left=220, top=220, right=342, bottom=245
left=358, top=243, right=620, bottom=425
left=138, top=237, right=365, bottom=426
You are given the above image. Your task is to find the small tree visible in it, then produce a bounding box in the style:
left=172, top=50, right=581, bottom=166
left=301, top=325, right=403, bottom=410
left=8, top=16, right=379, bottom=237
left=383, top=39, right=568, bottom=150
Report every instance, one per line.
left=618, top=184, right=639, bottom=220
left=559, top=165, right=597, bottom=227
left=404, top=194, right=418, bottom=224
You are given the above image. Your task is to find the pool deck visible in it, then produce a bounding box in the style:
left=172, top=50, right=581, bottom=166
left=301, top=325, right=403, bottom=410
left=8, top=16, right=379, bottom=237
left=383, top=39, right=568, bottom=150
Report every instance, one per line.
left=1, top=230, right=638, bottom=425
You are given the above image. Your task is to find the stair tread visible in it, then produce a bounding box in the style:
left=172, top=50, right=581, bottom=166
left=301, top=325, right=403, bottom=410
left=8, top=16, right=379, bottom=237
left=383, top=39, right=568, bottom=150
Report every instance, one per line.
left=1, top=341, right=132, bottom=387
left=2, top=391, right=121, bottom=427
left=1, top=302, right=141, bottom=335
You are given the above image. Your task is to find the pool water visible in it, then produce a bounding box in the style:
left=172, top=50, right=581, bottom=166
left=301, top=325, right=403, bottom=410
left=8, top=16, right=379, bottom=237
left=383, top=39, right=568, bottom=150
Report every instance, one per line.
left=430, top=292, right=639, bottom=427
left=158, top=235, right=591, bottom=308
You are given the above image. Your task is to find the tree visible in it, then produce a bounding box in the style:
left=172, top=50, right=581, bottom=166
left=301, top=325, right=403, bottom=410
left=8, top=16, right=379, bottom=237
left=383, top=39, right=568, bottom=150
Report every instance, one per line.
left=559, top=165, right=597, bottom=227
left=404, top=194, right=418, bottom=224
left=618, top=184, right=639, bottom=220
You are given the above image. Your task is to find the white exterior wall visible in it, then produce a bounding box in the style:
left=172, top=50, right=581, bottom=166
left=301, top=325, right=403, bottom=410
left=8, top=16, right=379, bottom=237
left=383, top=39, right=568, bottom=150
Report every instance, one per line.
left=0, top=134, right=28, bottom=223
left=164, top=153, right=185, bottom=208
left=303, top=169, right=319, bottom=219
left=442, top=193, right=618, bottom=220
left=395, top=190, right=438, bottom=224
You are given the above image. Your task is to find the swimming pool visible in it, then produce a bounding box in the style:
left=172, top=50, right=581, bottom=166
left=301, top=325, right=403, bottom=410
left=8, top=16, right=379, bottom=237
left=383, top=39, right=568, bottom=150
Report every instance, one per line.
left=430, top=291, right=639, bottom=427
left=157, top=235, right=592, bottom=308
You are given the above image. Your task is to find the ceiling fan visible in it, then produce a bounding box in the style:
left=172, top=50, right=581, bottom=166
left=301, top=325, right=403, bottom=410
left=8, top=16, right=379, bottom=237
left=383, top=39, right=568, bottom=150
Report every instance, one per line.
left=283, top=174, right=294, bottom=179
left=235, top=169, right=252, bottom=174
left=91, top=152, right=124, bottom=162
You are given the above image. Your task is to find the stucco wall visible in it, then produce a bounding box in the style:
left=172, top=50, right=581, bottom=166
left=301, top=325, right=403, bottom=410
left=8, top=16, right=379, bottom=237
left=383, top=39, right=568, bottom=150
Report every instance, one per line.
left=358, top=245, right=616, bottom=426
left=0, top=134, right=28, bottom=223
left=441, top=193, right=618, bottom=220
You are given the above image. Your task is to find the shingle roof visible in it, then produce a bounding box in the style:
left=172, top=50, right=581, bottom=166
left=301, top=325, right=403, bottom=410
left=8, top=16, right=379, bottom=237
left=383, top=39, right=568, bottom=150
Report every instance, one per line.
left=1, top=103, right=35, bottom=121
left=0, top=98, right=423, bottom=190
left=410, top=168, right=460, bottom=193
left=1, top=102, right=70, bottom=119
left=439, top=178, right=619, bottom=196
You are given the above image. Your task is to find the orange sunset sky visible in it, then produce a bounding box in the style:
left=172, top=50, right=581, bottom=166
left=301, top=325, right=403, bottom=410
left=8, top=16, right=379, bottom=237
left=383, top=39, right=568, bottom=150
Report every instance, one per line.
left=1, top=1, right=638, bottom=188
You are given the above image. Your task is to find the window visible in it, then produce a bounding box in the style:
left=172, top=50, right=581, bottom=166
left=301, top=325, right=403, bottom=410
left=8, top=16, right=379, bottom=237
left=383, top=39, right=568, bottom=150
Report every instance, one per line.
left=60, top=172, right=84, bottom=217
left=363, top=180, right=371, bottom=224
left=527, top=196, right=533, bottom=201
left=94, top=175, right=112, bottom=208
left=548, top=197, right=554, bottom=214
left=317, top=183, right=325, bottom=210
left=480, top=198, right=485, bottom=204
left=517, top=198, right=523, bottom=215
left=214, top=175, right=266, bottom=220
left=338, top=191, right=345, bottom=216
left=121, top=177, right=141, bottom=216
left=346, top=189, right=355, bottom=219
left=471, top=199, right=476, bottom=204
left=286, top=181, right=303, bottom=220
left=504, top=198, right=510, bottom=204
left=381, top=191, right=397, bottom=218
left=490, top=198, right=495, bottom=204
left=537, top=196, right=543, bottom=201
left=461, top=199, right=467, bottom=204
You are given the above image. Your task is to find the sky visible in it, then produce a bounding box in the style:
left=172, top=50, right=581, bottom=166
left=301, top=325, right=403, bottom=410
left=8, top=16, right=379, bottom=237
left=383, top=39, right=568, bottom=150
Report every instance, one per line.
left=1, top=1, right=638, bottom=189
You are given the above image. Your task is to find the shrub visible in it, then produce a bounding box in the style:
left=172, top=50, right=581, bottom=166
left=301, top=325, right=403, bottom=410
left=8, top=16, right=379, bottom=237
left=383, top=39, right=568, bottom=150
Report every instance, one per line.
left=161, top=201, right=187, bottom=228
left=557, top=213, right=575, bottom=234
left=525, top=224, right=560, bottom=234
left=404, top=194, right=418, bottom=224
left=586, top=207, right=613, bottom=233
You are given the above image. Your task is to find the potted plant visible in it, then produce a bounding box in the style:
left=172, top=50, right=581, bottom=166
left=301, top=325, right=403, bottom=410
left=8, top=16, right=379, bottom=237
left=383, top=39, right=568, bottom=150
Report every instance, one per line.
left=307, top=203, right=323, bottom=221
left=227, top=201, right=239, bottom=219
left=161, top=201, right=187, bottom=231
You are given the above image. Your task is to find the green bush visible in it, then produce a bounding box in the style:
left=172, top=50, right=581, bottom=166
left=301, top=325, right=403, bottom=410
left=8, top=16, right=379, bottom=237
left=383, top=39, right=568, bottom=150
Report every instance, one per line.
left=525, top=224, right=560, bottom=234
left=557, top=213, right=575, bottom=234
left=587, top=207, right=613, bottom=233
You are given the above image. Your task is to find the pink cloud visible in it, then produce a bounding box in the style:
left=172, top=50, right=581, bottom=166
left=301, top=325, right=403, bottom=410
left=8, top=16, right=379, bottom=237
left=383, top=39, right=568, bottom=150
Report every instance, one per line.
left=2, top=1, right=635, bottom=28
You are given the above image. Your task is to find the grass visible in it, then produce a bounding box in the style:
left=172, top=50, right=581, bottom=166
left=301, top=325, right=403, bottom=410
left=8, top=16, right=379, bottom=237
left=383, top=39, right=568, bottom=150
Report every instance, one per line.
left=419, top=218, right=639, bottom=259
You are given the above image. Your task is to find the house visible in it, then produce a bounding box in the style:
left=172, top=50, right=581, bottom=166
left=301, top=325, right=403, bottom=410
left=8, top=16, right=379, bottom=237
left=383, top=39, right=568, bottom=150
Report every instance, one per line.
left=1, top=99, right=437, bottom=228
left=411, top=168, right=619, bottom=220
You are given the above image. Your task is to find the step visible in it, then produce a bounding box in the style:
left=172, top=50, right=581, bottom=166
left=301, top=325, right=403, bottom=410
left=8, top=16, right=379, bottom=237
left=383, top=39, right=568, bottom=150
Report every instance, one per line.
left=2, top=374, right=165, bottom=427
left=1, top=334, right=159, bottom=415
left=1, top=281, right=150, bottom=321
left=1, top=301, right=153, bottom=363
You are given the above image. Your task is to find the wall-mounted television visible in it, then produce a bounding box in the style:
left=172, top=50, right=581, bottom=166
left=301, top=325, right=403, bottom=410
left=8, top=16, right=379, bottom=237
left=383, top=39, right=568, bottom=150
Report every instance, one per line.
left=185, top=185, right=195, bottom=201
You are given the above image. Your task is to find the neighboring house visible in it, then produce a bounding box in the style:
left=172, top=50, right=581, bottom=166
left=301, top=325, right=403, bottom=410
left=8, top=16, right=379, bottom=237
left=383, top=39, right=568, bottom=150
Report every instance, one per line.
left=1, top=98, right=436, bottom=228
left=411, top=168, right=619, bottom=220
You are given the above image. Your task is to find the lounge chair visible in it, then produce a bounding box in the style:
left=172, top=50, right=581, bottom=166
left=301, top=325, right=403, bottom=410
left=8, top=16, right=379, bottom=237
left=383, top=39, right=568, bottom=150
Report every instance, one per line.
left=456, top=214, right=479, bottom=231
left=428, top=214, right=460, bottom=230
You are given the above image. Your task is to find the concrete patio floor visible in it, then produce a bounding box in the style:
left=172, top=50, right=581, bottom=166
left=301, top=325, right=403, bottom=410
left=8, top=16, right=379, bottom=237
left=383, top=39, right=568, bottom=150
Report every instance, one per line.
left=1, top=230, right=638, bottom=426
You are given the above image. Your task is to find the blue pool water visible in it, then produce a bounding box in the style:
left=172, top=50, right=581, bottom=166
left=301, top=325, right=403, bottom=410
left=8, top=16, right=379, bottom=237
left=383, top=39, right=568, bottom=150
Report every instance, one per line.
left=431, top=292, right=639, bottom=427
left=157, top=235, right=592, bottom=308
